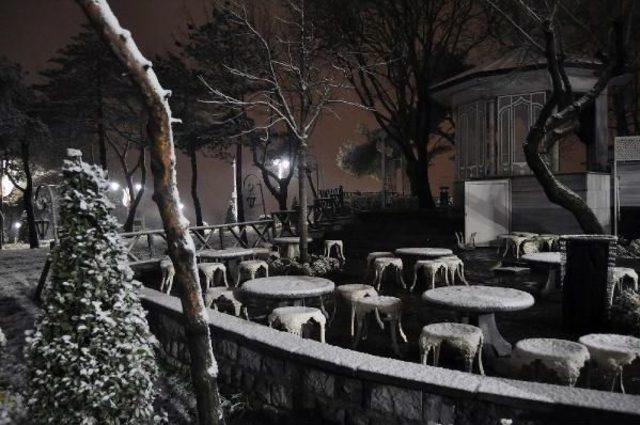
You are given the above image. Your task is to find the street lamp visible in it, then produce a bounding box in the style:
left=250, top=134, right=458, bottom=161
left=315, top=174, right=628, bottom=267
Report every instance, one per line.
left=109, top=181, right=120, bottom=191
left=134, top=183, right=143, bottom=192
left=272, top=158, right=290, bottom=179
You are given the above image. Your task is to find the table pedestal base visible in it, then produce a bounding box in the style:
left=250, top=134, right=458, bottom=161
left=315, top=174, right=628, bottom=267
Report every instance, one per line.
left=464, top=313, right=512, bottom=357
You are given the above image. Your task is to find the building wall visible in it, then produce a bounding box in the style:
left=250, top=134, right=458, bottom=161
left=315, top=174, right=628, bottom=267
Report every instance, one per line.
left=511, top=173, right=610, bottom=234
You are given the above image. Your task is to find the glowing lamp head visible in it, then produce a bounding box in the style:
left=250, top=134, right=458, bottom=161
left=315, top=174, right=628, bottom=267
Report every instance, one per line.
left=134, top=183, right=143, bottom=191
left=109, top=181, right=120, bottom=191
left=13, top=222, right=21, bottom=229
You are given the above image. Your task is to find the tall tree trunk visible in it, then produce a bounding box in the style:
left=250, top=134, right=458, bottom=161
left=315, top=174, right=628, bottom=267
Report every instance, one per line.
left=123, top=145, right=147, bottom=232
left=277, top=185, right=288, bottom=210
left=189, top=146, right=204, bottom=226
left=235, top=144, right=245, bottom=223
left=75, top=2, right=224, bottom=424
left=406, top=157, right=435, bottom=209
left=96, top=66, right=108, bottom=172
left=298, top=143, right=309, bottom=263
left=21, top=139, right=39, bottom=249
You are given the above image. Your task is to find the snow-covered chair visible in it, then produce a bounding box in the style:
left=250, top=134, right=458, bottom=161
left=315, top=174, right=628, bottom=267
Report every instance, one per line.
left=419, top=322, right=484, bottom=374
left=198, top=262, right=228, bottom=288
left=236, top=259, right=269, bottom=286
left=159, top=256, right=175, bottom=294
left=411, top=259, right=447, bottom=291
left=204, top=287, right=246, bottom=318
left=353, top=295, right=406, bottom=356
left=323, top=239, right=346, bottom=263
left=372, top=257, right=406, bottom=291
left=268, top=306, right=326, bottom=343
left=512, top=338, right=590, bottom=386
left=335, top=284, right=378, bottom=337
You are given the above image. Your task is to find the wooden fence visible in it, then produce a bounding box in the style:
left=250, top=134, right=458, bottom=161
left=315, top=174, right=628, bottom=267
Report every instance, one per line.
left=121, top=219, right=276, bottom=264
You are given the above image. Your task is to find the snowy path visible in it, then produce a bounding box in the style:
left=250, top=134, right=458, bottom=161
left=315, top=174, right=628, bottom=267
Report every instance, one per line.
left=0, top=248, right=48, bottom=390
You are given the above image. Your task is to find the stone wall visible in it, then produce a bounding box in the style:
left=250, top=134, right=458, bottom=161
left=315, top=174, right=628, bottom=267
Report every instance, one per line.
left=141, top=288, right=640, bottom=425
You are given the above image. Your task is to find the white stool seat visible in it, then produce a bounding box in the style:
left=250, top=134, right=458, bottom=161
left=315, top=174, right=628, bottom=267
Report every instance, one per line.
left=204, top=287, right=245, bottom=318
left=324, top=239, right=346, bottom=263
left=336, top=284, right=378, bottom=337
left=419, top=323, right=484, bottom=374
left=236, top=259, right=269, bottom=285
left=198, top=262, right=228, bottom=288
left=268, top=306, right=326, bottom=342
left=579, top=333, right=640, bottom=393
left=613, top=267, right=639, bottom=290
left=441, top=255, right=467, bottom=286
left=372, top=257, right=406, bottom=291
left=512, top=338, right=590, bottom=386
left=411, top=259, right=447, bottom=291
left=353, top=295, right=406, bottom=356
left=366, top=251, right=394, bottom=271
left=159, top=256, right=175, bottom=294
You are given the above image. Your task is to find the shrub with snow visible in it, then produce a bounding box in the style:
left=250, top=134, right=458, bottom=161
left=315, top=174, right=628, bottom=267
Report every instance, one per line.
left=24, top=152, right=158, bottom=424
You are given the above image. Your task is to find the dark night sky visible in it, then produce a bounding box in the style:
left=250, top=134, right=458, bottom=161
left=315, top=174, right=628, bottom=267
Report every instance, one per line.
left=0, top=0, right=455, bottom=225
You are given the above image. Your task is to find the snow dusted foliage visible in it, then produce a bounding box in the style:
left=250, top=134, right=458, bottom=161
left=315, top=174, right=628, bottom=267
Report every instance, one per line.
left=24, top=153, right=158, bottom=424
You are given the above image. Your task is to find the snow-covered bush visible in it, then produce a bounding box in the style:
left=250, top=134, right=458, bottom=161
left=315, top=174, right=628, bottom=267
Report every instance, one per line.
left=268, top=254, right=341, bottom=277
left=610, top=289, right=640, bottom=337
left=24, top=152, right=158, bottom=424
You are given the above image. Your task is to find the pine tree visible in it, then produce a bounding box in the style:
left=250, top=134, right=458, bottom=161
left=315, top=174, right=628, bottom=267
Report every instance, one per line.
left=25, top=150, right=158, bottom=424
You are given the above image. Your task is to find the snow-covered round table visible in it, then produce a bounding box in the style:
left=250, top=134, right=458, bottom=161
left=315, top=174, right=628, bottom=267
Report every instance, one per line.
left=240, top=275, right=335, bottom=317
left=578, top=333, right=640, bottom=393
left=197, top=247, right=256, bottom=283
left=273, top=237, right=313, bottom=260
left=395, top=247, right=453, bottom=284
left=422, top=285, right=534, bottom=357
left=395, top=247, right=453, bottom=258
left=521, top=252, right=563, bottom=297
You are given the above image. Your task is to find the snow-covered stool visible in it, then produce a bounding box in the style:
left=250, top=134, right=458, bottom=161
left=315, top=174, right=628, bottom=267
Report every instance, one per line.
left=336, top=284, right=378, bottom=337
left=268, top=306, right=326, bottom=343
left=366, top=251, right=395, bottom=273
left=372, top=257, right=406, bottom=291
left=324, top=239, right=346, bottom=263
left=512, top=338, right=590, bottom=386
left=198, top=262, right=228, bottom=288
left=441, top=256, right=467, bottom=286
left=411, top=260, right=447, bottom=291
left=159, top=256, right=175, bottom=294
left=419, top=323, right=484, bottom=374
left=353, top=295, right=407, bottom=356
left=497, top=234, right=531, bottom=259
left=579, top=334, right=640, bottom=393
left=236, top=259, right=269, bottom=285
left=204, top=287, right=246, bottom=318
left=613, top=267, right=638, bottom=292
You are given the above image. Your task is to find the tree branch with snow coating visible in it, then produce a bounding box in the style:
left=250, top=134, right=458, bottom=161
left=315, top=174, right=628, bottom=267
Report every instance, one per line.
left=74, top=1, right=224, bottom=424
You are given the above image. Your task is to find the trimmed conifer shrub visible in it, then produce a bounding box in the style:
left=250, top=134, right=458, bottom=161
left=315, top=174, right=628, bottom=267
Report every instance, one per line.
left=24, top=151, right=158, bottom=424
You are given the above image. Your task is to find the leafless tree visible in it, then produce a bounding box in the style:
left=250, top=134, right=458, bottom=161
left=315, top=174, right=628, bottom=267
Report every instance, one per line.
left=486, top=0, right=634, bottom=234
left=201, top=0, right=367, bottom=262
left=312, top=0, right=491, bottom=208
left=75, top=1, right=224, bottom=424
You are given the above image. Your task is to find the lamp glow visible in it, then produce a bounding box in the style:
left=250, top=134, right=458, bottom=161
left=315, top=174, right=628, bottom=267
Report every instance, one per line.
left=109, top=181, right=120, bottom=191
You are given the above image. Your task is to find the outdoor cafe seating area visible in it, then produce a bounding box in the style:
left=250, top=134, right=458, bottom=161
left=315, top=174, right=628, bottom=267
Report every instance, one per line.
left=140, top=220, right=640, bottom=395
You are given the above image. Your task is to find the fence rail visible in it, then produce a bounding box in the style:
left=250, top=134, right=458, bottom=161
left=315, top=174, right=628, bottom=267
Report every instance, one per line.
left=121, top=219, right=276, bottom=264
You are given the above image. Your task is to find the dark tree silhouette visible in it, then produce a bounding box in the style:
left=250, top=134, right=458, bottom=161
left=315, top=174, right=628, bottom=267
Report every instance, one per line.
left=312, top=0, right=490, bottom=208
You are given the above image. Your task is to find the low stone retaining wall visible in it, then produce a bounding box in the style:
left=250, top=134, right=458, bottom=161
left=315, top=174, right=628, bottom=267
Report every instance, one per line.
left=141, top=288, right=640, bottom=425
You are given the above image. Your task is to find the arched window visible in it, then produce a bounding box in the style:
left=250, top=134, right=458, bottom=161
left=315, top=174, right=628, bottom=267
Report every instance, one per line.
left=497, top=92, right=546, bottom=175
